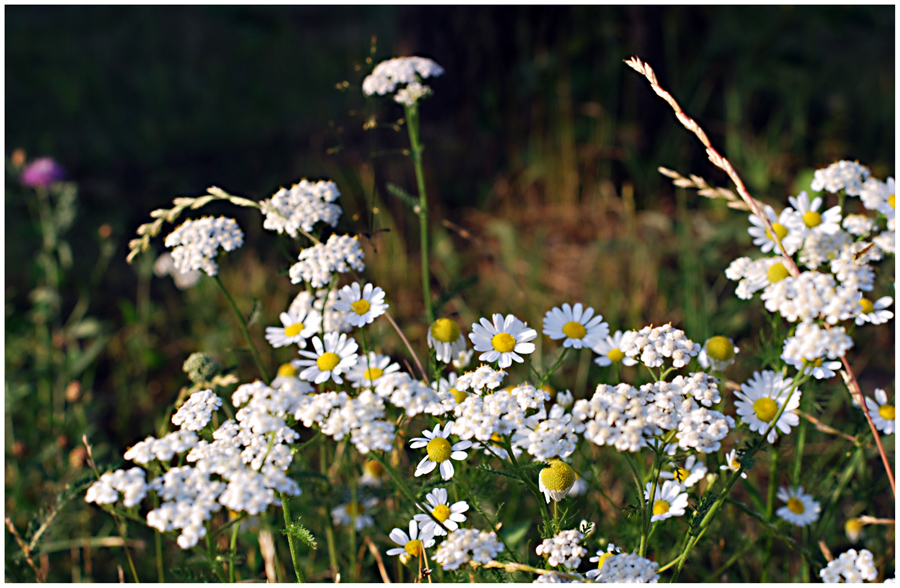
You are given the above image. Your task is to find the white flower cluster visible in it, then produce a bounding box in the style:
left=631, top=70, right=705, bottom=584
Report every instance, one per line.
left=85, top=467, right=147, bottom=508
left=619, top=324, right=700, bottom=368
left=124, top=430, right=199, bottom=464
left=433, top=528, right=504, bottom=571
left=164, top=216, right=244, bottom=276
left=362, top=56, right=444, bottom=105
left=456, top=365, right=508, bottom=393
left=781, top=322, right=853, bottom=376
left=532, top=572, right=585, bottom=583
left=590, top=552, right=660, bottom=583
left=535, top=529, right=588, bottom=570
left=811, top=160, right=870, bottom=195
left=513, top=404, right=583, bottom=461
left=452, top=387, right=531, bottom=443
left=293, top=388, right=396, bottom=454
left=288, top=234, right=365, bottom=288
left=375, top=372, right=448, bottom=417
left=575, top=377, right=733, bottom=453
left=261, top=179, right=342, bottom=238
left=819, top=548, right=879, bottom=583
left=171, top=389, right=223, bottom=431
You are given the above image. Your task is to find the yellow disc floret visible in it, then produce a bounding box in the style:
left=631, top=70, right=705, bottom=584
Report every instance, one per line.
left=787, top=497, right=805, bottom=514
left=363, top=460, right=384, bottom=478
left=284, top=323, right=305, bottom=337
left=404, top=539, right=424, bottom=557
left=767, top=262, right=790, bottom=284
left=859, top=298, right=875, bottom=315
left=845, top=517, right=864, bottom=538
left=351, top=299, right=371, bottom=316
left=450, top=388, right=468, bottom=404
left=491, top=333, right=517, bottom=353
left=277, top=363, right=298, bottom=378
left=432, top=504, right=451, bottom=522
left=802, top=210, right=822, bottom=228
left=675, top=467, right=691, bottom=484
left=607, top=348, right=626, bottom=363
left=879, top=404, right=895, bottom=421
left=317, top=352, right=341, bottom=372
left=768, top=222, right=789, bottom=242
left=596, top=552, right=613, bottom=571
left=562, top=321, right=587, bottom=340
left=753, top=397, right=779, bottom=422
left=363, top=367, right=384, bottom=381
left=430, top=318, right=461, bottom=343
left=539, top=460, right=576, bottom=492
left=426, top=437, right=452, bottom=463
left=652, top=500, right=670, bottom=516
left=706, top=336, right=735, bottom=362
left=889, top=193, right=895, bottom=209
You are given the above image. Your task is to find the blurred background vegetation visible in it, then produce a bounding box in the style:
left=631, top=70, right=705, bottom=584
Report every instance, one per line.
left=5, top=5, right=894, bottom=582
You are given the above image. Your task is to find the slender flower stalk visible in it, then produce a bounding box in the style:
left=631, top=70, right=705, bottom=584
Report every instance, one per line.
left=213, top=275, right=270, bottom=385
left=403, top=103, right=435, bottom=325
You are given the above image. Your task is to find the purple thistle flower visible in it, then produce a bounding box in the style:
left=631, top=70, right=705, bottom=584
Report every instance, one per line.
left=21, top=157, right=65, bottom=188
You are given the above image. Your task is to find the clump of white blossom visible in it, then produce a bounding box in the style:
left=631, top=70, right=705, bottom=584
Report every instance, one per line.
left=362, top=56, right=444, bottom=106
left=261, top=179, right=342, bottom=237
left=164, top=216, right=244, bottom=276
left=289, top=234, right=365, bottom=288
left=619, top=324, right=700, bottom=368
left=433, top=528, right=504, bottom=571
left=819, top=548, right=879, bottom=583
left=535, top=529, right=588, bottom=570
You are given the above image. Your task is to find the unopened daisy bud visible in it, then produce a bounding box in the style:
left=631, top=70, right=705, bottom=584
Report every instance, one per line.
left=539, top=460, right=576, bottom=503
left=845, top=517, right=864, bottom=543
left=428, top=318, right=467, bottom=364
left=698, top=336, right=739, bottom=371
left=767, top=262, right=791, bottom=284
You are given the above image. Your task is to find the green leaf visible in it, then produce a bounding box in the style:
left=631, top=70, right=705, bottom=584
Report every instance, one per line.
left=282, top=517, right=317, bottom=550
left=385, top=183, right=419, bottom=212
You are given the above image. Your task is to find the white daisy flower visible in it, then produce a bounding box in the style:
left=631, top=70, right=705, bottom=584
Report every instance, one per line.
left=332, top=282, right=388, bottom=328
left=859, top=176, right=894, bottom=216
left=697, top=336, right=739, bottom=371
left=413, top=488, right=469, bottom=536
left=660, top=455, right=707, bottom=488
left=592, top=330, right=638, bottom=367
left=788, top=191, right=842, bottom=235
left=270, top=361, right=304, bottom=389
left=734, top=370, right=801, bottom=443
left=644, top=480, right=688, bottom=522
left=385, top=519, right=436, bottom=560
left=428, top=318, right=468, bottom=364
left=538, top=460, right=576, bottom=503
left=469, top=313, right=538, bottom=368
left=265, top=307, right=322, bottom=349
left=409, top=422, right=471, bottom=480
left=864, top=388, right=894, bottom=435
left=451, top=348, right=474, bottom=371
left=776, top=486, right=820, bottom=527
left=346, top=352, right=401, bottom=389
left=542, top=303, right=610, bottom=349
left=719, top=448, right=748, bottom=479
left=296, top=332, right=359, bottom=385
left=331, top=497, right=377, bottom=531
left=856, top=296, right=894, bottom=326
left=747, top=204, right=804, bottom=255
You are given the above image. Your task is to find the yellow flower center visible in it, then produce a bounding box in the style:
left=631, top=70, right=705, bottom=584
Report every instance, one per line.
left=432, top=504, right=451, bottom=522
left=277, top=363, right=298, bottom=378
left=430, top=318, right=461, bottom=343
left=317, top=352, right=341, bottom=372
left=426, top=437, right=452, bottom=463
left=363, top=460, right=384, bottom=477
left=706, top=336, right=734, bottom=362
left=879, top=404, right=895, bottom=421
left=802, top=210, right=822, bottom=228
left=674, top=467, right=691, bottom=484
left=607, top=348, right=626, bottom=363
left=491, top=332, right=517, bottom=353
left=652, top=500, right=670, bottom=516
left=284, top=323, right=305, bottom=337
left=890, top=193, right=896, bottom=209
left=404, top=539, right=424, bottom=557
left=845, top=517, right=864, bottom=536
left=767, top=263, right=790, bottom=284
left=540, top=384, right=556, bottom=401
left=768, top=222, right=789, bottom=241
left=363, top=367, right=384, bottom=381
left=731, top=459, right=741, bottom=470
left=345, top=502, right=359, bottom=516
left=596, top=552, right=613, bottom=570
left=753, top=397, right=779, bottom=422
left=490, top=432, right=504, bottom=446
left=860, top=298, right=875, bottom=314
left=562, top=321, right=587, bottom=340
left=450, top=388, right=468, bottom=404
left=539, top=460, right=576, bottom=492
left=787, top=497, right=805, bottom=514
left=351, top=299, right=371, bottom=316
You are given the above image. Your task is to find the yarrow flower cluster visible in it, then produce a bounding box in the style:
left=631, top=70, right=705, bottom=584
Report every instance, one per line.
left=288, top=234, right=365, bottom=287
left=171, top=389, right=223, bottom=431
left=433, top=528, right=505, bottom=570
left=590, top=551, right=660, bottom=582
left=362, top=56, right=444, bottom=105
left=819, top=548, right=879, bottom=583
left=619, top=324, right=700, bottom=368
left=535, top=529, right=588, bottom=570
left=164, top=216, right=244, bottom=276
left=260, top=179, right=342, bottom=237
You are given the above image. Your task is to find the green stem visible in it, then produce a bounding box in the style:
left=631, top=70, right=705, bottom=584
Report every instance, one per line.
left=213, top=275, right=270, bottom=384
left=319, top=442, right=340, bottom=579
left=623, top=452, right=648, bottom=557
left=761, top=448, right=778, bottom=582
left=280, top=492, right=306, bottom=583
left=229, top=519, right=240, bottom=583
left=537, top=348, right=569, bottom=388
left=404, top=103, right=435, bottom=325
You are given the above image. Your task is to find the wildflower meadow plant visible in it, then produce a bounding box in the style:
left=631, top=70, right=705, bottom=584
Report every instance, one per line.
left=80, top=54, right=894, bottom=584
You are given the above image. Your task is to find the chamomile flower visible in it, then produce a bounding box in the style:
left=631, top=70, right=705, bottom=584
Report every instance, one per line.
left=296, top=332, right=359, bottom=385
left=788, top=191, right=842, bottom=235
left=856, top=296, right=894, bottom=326
left=265, top=307, right=322, bottom=349
left=734, top=370, right=801, bottom=443
left=333, top=282, right=388, bottom=327
left=410, top=423, right=472, bottom=480
left=747, top=204, right=804, bottom=255
left=428, top=318, right=468, bottom=364
left=331, top=497, right=377, bottom=530
left=592, top=330, right=638, bottom=367
left=538, top=459, right=576, bottom=503
left=698, top=336, right=739, bottom=371
left=660, top=455, right=707, bottom=488
left=346, top=352, right=401, bottom=389
left=413, top=488, right=469, bottom=536
left=720, top=448, right=748, bottom=479
left=469, top=313, right=538, bottom=368
left=776, top=486, right=820, bottom=527
left=845, top=517, right=865, bottom=543
left=644, top=480, right=688, bottom=522
left=386, top=519, right=435, bottom=561
left=543, top=303, right=609, bottom=349
left=452, top=348, right=474, bottom=370
left=864, top=388, right=894, bottom=435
